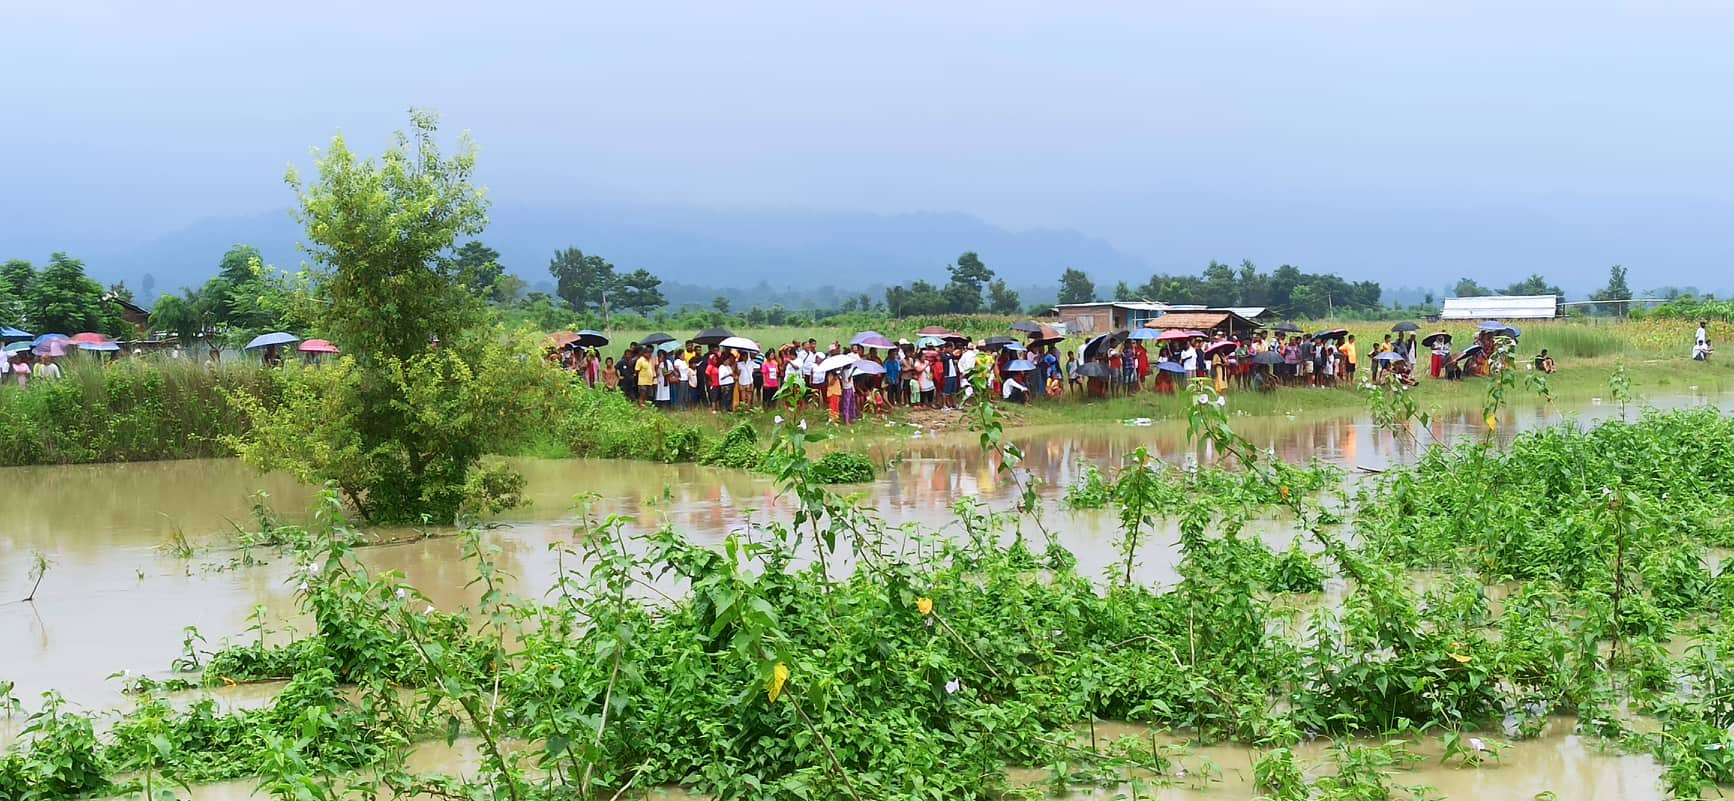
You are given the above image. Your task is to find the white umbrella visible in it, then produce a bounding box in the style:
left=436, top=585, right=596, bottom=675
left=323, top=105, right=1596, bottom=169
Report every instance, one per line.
left=719, top=336, right=760, bottom=352
left=817, top=353, right=858, bottom=373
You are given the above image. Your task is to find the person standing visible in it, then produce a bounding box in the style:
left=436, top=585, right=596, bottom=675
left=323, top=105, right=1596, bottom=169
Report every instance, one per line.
left=1430, top=335, right=1449, bottom=378
left=761, top=351, right=781, bottom=407
left=1695, top=321, right=1713, bottom=361
left=35, top=355, right=61, bottom=380
left=1343, top=335, right=1359, bottom=383
left=635, top=347, right=659, bottom=407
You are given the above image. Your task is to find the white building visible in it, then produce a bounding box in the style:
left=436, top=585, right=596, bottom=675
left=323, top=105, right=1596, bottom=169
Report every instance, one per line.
left=1440, top=295, right=1559, bottom=320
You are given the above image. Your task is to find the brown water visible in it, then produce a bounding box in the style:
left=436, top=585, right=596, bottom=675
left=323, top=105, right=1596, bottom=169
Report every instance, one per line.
left=3, top=389, right=1728, bottom=798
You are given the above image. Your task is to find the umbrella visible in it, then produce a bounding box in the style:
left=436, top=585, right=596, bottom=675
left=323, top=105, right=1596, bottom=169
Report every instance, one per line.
left=1391, top=321, right=1421, bottom=332
left=1076, top=362, right=1111, bottom=379
left=982, top=336, right=1018, bottom=347
left=79, top=341, right=121, bottom=352
left=298, top=339, right=340, bottom=354
left=0, top=326, right=30, bottom=340
left=574, top=330, right=609, bottom=347
left=245, top=332, right=300, bottom=350
left=851, top=360, right=887, bottom=375
left=1006, top=359, right=1037, bottom=372
left=1126, top=329, right=1162, bottom=340
left=1203, top=340, right=1236, bottom=356
left=1155, top=330, right=1192, bottom=342
left=1312, top=328, right=1348, bottom=340
left=1455, top=344, right=1485, bottom=362
left=818, top=353, right=859, bottom=373
left=1027, top=325, right=1066, bottom=346
left=657, top=341, right=684, bottom=353
left=1009, top=320, right=1045, bottom=334
left=851, top=331, right=895, bottom=348
left=1157, top=361, right=1189, bottom=374
left=915, top=336, right=946, bottom=348
left=69, top=332, right=112, bottom=345
left=33, top=333, right=68, bottom=346
left=32, top=340, right=67, bottom=358
left=639, top=332, right=676, bottom=347
left=1082, top=333, right=1115, bottom=361
left=1422, top=332, right=1452, bottom=347
left=1478, top=321, right=1523, bottom=337
left=917, top=325, right=952, bottom=336
left=545, top=331, right=580, bottom=348
left=1252, top=351, right=1285, bottom=366
left=719, top=336, right=761, bottom=352
left=1272, top=322, right=1303, bottom=333
left=1373, top=351, right=1405, bottom=362
left=1000, top=342, right=1027, bottom=352
left=692, top=328, right=733, bottom=346
left=3, top=342, right=30, bottom=354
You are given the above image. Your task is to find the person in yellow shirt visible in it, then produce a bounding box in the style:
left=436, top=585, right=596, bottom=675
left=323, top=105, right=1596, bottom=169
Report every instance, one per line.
left=635, top=350, right=659, bottom=406
left=1342, top=335, right=1359, bottom=381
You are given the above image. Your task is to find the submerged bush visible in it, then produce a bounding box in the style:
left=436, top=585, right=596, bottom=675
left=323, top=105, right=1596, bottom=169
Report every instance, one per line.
left=700, top=422, right=763, bottom=469
left=810, top=451, right=875, bottom=483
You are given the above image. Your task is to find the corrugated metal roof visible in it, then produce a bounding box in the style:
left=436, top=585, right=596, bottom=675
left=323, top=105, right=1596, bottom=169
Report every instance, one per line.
left=1052, top=301, right=1170, bottom=312
left=1440, top=295, right=1558, bottom=320
left=1142, top=311, right=1260, bottom=331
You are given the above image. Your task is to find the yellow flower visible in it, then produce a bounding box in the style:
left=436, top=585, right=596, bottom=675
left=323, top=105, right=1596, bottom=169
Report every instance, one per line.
left=767, top=662, right=789, bottom=703
left=1483, top=414, right=1498, bottom=432
left=1449, top=652, right=1472, bottom=664
left=1279, top=486, right=1291, bottom=499
left=917, top=597, right=934, bottom=616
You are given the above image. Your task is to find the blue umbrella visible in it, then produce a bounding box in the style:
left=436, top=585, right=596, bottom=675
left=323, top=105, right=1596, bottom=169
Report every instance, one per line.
left=1000, top=341, right=1027, bottom=352
left=915, top=336, right=945, bottom=348
left=657, top=340, right=683, bottom=353
left=1373, top=351, right=1404, bottom=362
left=1126, top=328, right=1162, bottom=340
left=3, top=342, right=30, bottom=354
left=245, top=332, right=301, bottom=350
left=1478, top=321, right=1522, bottom=337
left=33, top=333, right=68, bottom=346
left=1006, top=359, right=1037, bottom=372
left=1158, top=361, right=1189, bottom=374
left=851, top=360, right=887, bottom=375
left=0, top=326, right=31, bottom=340
left=78, top=341, right=121, bottom=352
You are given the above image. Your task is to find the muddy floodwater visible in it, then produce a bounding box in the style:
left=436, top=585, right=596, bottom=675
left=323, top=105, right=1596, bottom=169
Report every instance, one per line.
left=3, top=388, right=1728, bottom=799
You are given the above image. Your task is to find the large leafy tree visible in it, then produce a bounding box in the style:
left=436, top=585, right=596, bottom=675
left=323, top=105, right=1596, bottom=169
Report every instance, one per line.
left=1453, top=278, right=1491, bottom=298
left=235, top=110, right=556, bottom=524
left=28, top=253, right=114, bottom=334
left=448, top=241, right=504, bottom=298
left=1502, top=273, right=1562, bottom=297
left=1590, top=265, right=1633, bottom=317
left=943, top=251, right=993, bottom=313
left=610, top=269, right=666, bottom=315
left=986, top=278, right=1021, bottom=314
left=547, top=247, right=666, bottom=316
left=1056, top=268, right=1095, bottom=305
left=0, top=271, right=21, bottom=328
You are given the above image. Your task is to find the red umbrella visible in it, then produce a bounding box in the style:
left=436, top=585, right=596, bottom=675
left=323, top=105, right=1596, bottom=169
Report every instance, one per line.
left=69, top=332, right=112, bottom=345
left=916, top=325, right=952, bottom=336
left=298, top=339, right=340, bottom=354
left=544, top=331, right=579, bottom=349
left=1155, top=330, right=1191, bottom=342
left=1203, top=340, right=1236, bottom=356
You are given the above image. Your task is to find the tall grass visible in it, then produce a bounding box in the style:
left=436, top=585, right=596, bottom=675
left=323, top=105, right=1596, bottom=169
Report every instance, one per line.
left=0, top=360, right=282, bottom=466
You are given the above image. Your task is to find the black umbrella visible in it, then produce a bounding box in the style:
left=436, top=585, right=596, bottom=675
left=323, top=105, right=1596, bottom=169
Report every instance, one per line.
left=692, top=328, right=734, bottom=345
left=1391, top=321, right=1420, bottom=332
left=1082, top=333, right=1114, bottom=361
left=984, top=335, right=1016, bottom=346
left=1009, top=320, right=1044, bottom=333
left=1273, top=321, right=1303, bottom=333
left=639, top=332, right=676, bottom=346
left=1252, top=350, right=1285, bottom=366
left=1313, top=328, right=1348, bottom=340
left=572, top=329, right=610, bottom=348
left=1076, top=362, right=1111, bottom=379
left=1422, top=332, right=1452, bottom=347
left=1455, top=344, right=1485, bottom=362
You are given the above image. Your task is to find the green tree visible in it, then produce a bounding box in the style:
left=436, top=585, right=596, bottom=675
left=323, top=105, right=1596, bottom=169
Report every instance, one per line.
left=0, top=271, right=21, bottom=328
left=3, top=260, right=36, bottom=310
left=489, top=274, right=527, bottom=304
left=240, top=110, right=556, bottom=524
left=1453, top=277, right=1491, bottom=297
left=106, top=281, right=134, bottom=303
left=1113, top=280, right=1134, bottom=301
left=986, top=278, right=1021, bottom=314
left=147, top=292, right=206, bottom=344
left=943, top=251, right=993, bottom=313
left=1502, top=273, right=1562, bottom=297
left=1590, top=264, right=1633, bottom=317
left=711, top=295, right=731, bottom=314
left=612, top=269, right=666, bottom=315
left=28, top=253, right=112, bottom=334
left=1057, top=268, right=1096, bottom=305
left=448, top=241, right=504, bottom=297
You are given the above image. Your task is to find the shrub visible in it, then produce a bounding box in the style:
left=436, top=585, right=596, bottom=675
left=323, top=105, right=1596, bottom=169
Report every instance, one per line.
left=811, top=451, right=875, bottom=483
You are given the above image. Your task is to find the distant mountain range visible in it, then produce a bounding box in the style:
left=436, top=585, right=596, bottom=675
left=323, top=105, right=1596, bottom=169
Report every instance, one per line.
left=72, top=204, right=1150, bottom=308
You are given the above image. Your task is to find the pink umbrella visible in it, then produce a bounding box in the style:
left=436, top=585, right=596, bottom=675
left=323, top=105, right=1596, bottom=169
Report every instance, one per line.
left=69, top=332, right=112, bottom=345
left=32, top=340, right=67, bottom=357
left=298, top=339, right=340, bottom=354
left=1155, top=330, right=1191, bottom=342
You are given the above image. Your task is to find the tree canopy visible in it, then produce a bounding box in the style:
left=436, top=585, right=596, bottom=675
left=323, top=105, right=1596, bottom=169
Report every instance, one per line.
left=1057, top=268, right=1096, bottom=305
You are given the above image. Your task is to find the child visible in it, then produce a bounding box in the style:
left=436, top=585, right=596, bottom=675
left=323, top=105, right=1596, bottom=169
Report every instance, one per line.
left=825, top=371, right=844, bottom=423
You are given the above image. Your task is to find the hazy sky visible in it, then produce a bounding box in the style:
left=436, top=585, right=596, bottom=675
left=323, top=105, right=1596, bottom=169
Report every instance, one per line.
left=4, top=0, right=1732, bottom=289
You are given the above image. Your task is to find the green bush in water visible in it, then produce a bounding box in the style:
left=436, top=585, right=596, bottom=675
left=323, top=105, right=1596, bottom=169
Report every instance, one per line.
left=700, top=422, right=762, bottom=469
left=811, top=451, right=875, bottom=483
left=1265, top=542, right=1327, bottom=594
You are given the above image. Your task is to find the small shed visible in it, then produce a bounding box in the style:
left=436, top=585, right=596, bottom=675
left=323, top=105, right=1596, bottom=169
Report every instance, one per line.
left=1142, top=310, right=1261, bottom=336
left=1051, top=302, right=1169, bottom=334
left=1440, top=295, right=1559, bottom=320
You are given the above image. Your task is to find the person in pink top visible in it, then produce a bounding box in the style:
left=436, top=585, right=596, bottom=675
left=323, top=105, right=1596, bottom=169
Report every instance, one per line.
left=760, top=351, right=782, bottom=407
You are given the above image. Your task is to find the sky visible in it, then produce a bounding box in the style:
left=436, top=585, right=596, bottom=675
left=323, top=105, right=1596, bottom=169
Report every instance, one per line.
left=3, top=0, right=1733, bottom=292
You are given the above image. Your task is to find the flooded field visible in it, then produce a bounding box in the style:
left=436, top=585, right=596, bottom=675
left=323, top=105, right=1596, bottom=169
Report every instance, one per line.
left=3, top=388, right=1729, bottom=799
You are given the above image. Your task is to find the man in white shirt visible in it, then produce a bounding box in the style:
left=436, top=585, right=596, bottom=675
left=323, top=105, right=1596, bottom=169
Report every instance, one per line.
left=1180, top=344, right=1199, bottom=374
left=672, top=357, right=692, bottom=408
left=35, top=356, right=61, bottom=380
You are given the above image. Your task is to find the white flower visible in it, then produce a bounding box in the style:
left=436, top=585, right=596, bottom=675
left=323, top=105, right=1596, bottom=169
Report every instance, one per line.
left=1195, top=393, right=1209, bottom=405
left=297, top=581, right=309, bottom=592
left=122, top=669, right=131, bottom=678
left=1469, top=737, right=1487, bottom=752
left=394, top=588, right=407, bottom=600
left=798, top=420, right=808, bottom=431
left=944, top=679, right=962, bottom=695
left=422, top=604, right=436, bottom=615
left=306, top=562, right=320, bottom=574
left=1214, top=395, right=1226, bottom=407
left=774, top=415, right=785, bottom=425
